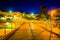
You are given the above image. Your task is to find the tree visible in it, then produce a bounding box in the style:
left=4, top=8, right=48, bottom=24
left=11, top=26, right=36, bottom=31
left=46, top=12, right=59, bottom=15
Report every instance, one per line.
left=22, top=12, right=26, bottom=18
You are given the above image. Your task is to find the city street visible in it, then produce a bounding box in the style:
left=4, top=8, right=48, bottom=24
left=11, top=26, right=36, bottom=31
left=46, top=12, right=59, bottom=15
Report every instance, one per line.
left=0, top=0, right=60, bottom=40
left=7, top=21, right=60, bottom=40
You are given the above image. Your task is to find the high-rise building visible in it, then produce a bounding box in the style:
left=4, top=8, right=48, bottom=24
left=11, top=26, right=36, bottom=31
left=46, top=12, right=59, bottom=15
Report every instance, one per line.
left=40, top=5, right=47, bottom=14
left=56, top=8, right=60, bottom=17
left=36, top=5, right=50, bottom=20
left=39, top=5, right=49, bottom=18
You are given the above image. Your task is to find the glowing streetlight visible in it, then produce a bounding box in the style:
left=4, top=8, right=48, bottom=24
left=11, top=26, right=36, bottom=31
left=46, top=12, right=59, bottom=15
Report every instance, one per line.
left=5, top=22, right=10, bottom=25
left=1, top=17, right=6, bottom=20
left=31, top=12, right=34, bottom=15
left=9, top=10, right=12, bottom=13
left=5, top=22, right=12, bottom=30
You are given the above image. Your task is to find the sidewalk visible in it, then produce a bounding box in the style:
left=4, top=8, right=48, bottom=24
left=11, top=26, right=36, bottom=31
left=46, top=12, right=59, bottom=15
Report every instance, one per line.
left=37, top=20, right=60, bottom=36
left=0, top=21, right=23, bottom=40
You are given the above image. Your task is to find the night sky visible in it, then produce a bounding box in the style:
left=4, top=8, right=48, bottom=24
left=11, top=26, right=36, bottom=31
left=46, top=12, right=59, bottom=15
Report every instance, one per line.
left=0, top=0, right=60, bottom=14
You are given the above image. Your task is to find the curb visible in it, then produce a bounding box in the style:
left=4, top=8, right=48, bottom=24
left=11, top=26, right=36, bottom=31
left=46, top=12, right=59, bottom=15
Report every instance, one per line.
left=3, top=22, right=24, bottom=40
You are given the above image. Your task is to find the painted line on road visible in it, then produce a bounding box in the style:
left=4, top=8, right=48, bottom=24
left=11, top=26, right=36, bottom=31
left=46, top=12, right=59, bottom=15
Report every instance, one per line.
left=31, top=22, right=46, bottom=37
left=28, top=22, right=35, bottom=40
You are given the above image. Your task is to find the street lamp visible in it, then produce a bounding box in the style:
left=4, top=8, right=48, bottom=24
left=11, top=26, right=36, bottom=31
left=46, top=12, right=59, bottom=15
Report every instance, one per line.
left=6, top=22, right=10, bottom=25
left=31, top=12, right=34, bottom=16
left=30, top=12, right=36, bottom=20
left=9, top=10, right=12, bottom=13
left=5, top=22, right=12, bottom=30
left=4, top=22, right=10, bottom=39
left=1, top=17, right=6, bottom=20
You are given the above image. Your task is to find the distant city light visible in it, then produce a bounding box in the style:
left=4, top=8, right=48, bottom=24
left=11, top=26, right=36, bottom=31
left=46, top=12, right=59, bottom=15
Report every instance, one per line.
left=6, top=22, right=10, bottom=25
left=9, top=10, right=12, bottom=13
left=1, top=17, right=6, bottom=20
left=31, top=12, right=34, bottom=15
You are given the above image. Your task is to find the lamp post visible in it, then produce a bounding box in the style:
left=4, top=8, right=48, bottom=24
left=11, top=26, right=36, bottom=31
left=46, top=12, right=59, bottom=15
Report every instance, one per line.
left=5, top=22, right=12, bottom=31
left=9, top=10, right=12, bottom=13
left=31, top=13, right=34, bottom=16
left=4, top=22, right=10, bottom=40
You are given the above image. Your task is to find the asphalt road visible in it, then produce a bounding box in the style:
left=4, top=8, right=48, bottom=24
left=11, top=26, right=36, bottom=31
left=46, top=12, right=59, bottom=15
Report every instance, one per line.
left=7, top=22, right=60, bottom=40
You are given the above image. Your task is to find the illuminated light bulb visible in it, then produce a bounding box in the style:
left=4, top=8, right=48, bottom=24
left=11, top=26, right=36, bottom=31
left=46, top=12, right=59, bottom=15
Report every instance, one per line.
left=6, top=22, right=10, bottom=25
left=31, top=13, right=34, bottom=15
left=1, top=17, right=6, bottom=20
left=9, top=10, right=12, bottom=13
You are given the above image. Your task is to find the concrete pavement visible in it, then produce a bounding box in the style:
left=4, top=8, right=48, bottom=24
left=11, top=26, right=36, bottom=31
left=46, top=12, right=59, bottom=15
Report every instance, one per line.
left=7, top=22, right=60, bottom=40
left=33, top=22, right=60, bottom=40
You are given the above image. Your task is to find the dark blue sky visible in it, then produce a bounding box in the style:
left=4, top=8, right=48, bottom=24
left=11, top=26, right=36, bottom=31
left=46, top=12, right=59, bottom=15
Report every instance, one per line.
left=0, top=0, right=60, bottom=13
